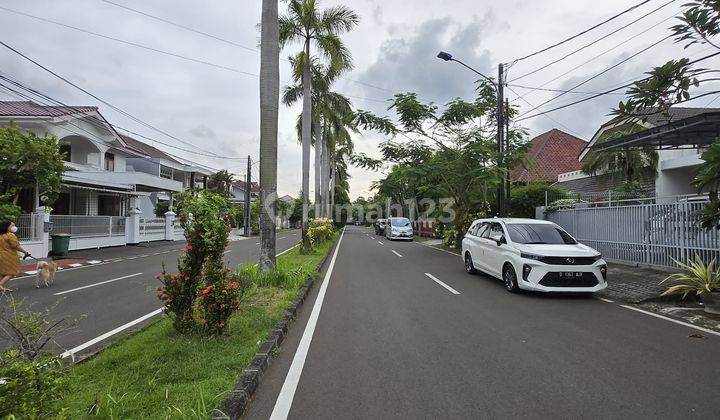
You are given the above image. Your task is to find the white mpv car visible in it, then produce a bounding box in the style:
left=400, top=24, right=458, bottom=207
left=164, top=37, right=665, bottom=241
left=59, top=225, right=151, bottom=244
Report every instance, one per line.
left=461, top=218, right=607, bottom=293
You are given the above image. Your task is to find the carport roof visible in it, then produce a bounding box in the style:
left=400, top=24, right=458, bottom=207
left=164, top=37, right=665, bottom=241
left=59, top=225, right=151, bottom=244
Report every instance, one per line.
left=590, top=111, right=720, bottom=152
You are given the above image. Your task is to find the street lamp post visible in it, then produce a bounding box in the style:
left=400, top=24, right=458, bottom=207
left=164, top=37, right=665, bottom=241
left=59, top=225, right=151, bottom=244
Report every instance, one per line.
left=437, top=51, right=507, bottom=216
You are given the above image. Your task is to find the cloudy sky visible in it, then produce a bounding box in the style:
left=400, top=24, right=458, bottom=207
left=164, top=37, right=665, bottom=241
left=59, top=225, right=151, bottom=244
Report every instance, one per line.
left=1, top=0, right=717, bottom=199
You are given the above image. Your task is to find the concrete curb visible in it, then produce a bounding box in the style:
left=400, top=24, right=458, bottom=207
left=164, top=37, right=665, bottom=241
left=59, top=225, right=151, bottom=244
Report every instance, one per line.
left=212, top=237, right=338, bottom=420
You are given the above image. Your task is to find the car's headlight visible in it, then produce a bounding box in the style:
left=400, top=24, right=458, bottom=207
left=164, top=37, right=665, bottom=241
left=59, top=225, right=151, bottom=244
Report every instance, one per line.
left=520, top=252, right=545, bottom=262
left=593, top=254, right=603, bottom=261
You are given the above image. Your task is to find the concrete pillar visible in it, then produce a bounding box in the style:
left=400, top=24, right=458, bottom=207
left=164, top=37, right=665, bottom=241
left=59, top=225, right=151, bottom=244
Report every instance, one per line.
left=535, top=206, right=547, bottom=220
left=126, top=208, right=142, bottom=245
left=164, top=210, right=176, bottom=241
left=35, top=206, right=50, bottom=258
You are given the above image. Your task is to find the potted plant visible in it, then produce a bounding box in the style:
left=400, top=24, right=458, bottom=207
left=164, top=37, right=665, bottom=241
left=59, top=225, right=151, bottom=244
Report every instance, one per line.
left=660, top=255, right=720, bottom=314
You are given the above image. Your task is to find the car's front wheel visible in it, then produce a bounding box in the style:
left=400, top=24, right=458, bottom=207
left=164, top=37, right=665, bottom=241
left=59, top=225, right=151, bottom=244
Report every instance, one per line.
left=503, top=264, right=520, bottom=293
left=464, top=252, right=477, bottom=274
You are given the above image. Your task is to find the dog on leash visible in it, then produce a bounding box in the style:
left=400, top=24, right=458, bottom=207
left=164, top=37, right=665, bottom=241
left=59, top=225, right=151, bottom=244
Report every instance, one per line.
left=35, top=261, right=58, bottom=288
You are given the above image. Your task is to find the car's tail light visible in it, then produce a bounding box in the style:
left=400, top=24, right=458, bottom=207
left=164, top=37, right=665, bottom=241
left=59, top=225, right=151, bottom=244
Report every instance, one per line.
left=522, top=264, right=532, bottom=282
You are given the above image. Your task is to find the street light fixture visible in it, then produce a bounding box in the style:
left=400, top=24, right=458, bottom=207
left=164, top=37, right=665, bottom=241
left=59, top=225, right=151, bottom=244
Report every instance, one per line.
left=436, top=50, right=507, bottom=216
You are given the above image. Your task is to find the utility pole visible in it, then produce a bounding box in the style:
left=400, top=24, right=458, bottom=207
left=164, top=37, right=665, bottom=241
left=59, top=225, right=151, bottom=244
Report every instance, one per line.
left=243, top=155, right=252, bottom=237
left=505, top=98, right=511, bottom=216
left=496, top=63, right=505, bottom=216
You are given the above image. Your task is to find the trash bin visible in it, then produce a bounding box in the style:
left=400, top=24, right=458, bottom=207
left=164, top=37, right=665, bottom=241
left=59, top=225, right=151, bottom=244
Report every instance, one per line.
left=50, top=233, right=71, bottom=257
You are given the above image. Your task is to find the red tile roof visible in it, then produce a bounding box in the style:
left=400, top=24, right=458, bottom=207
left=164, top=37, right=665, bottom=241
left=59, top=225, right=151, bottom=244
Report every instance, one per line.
left=232, top=179, right=260, bottom=193
left=120, top=134, right=184, bottom=164
left=0, top=101, right=98, bottom=117
left=511, top=129, right=588, bottom=183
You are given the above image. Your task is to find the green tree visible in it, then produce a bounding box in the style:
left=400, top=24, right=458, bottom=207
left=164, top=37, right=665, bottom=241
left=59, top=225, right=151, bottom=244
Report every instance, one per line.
left=0, top=125, right=65, bottom=220
left=259, top=0, right=280, bottom=271
left=208, top=170, right=235, bottom=198
left=279, top=0, right=359, bottom=252
left=355, top=86, right=528, bottom=248
left=510, top=183, right=567, bottom=218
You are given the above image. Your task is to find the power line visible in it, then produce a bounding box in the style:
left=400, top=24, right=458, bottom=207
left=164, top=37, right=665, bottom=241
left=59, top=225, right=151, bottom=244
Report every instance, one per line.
left=508, top=84, right=628, bottom=95
left=508, top=0, right=652, bottom=64
left=515, top=34, right=672, bottom=119
left=0, top=72, right=253, bottom=162
left=96, top=0, right=397, bottom=95
left=510, top=13, right=677, bottom=106
left=509, top=0, right=677, bottom=82
left=505, top=85, right=588, bottom=140
left=514, top=50, right=720, bottom=122
left=0, top=39, right=244, bottom=158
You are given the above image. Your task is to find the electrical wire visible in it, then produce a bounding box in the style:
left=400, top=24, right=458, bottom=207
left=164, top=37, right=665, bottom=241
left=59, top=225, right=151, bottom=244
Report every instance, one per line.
left=508, top=0, right=652, bottom=64
left=505, top=85, right=588, bottom=140
left=509, top=13, right=678, bottom=105
left=514, top=50, right=720, bottom=122
left=509, top=0, right=677, bottom=82
left=515, top=34, right=672, bottom=119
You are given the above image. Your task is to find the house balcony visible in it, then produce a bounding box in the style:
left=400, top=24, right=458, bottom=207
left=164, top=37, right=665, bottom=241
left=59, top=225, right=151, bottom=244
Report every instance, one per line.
left=63, top=165, right=183, bottom=192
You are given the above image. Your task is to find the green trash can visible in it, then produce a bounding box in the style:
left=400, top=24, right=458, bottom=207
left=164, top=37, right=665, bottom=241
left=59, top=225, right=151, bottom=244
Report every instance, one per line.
left=50, top=233, right=71, bottom=257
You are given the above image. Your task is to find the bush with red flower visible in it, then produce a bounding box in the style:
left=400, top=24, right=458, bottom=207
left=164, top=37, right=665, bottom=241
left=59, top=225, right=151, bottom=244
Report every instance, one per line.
left=157, top=190, right=246, bottom=335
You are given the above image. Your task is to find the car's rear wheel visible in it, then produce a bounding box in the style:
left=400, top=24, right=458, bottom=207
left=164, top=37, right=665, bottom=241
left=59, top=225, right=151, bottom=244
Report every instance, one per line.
left=503, top=264, right=520, bottom=293
left=464, top=252, right=477, bottom=274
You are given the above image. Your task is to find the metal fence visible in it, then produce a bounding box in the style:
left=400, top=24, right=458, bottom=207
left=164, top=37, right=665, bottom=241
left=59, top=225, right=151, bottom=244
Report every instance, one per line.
left=545, top=198, right=720, bottom=268
left=140, top=217, right=165, bottom=241
left=50, top=215, right=126, bottom=238
left=15, top=214, right=38, bottom=241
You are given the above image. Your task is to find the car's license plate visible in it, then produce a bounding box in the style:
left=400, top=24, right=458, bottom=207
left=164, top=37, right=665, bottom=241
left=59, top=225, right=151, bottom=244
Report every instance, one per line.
left=560, top=272, right=583, bottom=277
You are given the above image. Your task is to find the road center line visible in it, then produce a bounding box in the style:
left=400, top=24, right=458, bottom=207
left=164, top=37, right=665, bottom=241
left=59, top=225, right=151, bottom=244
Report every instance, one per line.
left=391, top=250, right=403, bottom=258
left=424, top=273, right=460, bottom=295
left=378, top=241, right=383, bottom=245
left=270, top=228, right=346, bottom=420
left=54, top=273, right=144, bottom=296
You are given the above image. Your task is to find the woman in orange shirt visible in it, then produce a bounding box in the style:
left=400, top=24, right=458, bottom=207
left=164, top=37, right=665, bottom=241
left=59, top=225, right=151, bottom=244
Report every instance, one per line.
left=0, top=221, right=30, bottom=292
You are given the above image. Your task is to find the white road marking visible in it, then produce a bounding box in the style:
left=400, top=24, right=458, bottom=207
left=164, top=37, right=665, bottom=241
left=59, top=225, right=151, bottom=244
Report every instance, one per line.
left=391, top=250, right=403, bottom=258
left=61, top=308, right=163, bottom=360
left=598, top=297, right=614, bottom=303
left=88, top=260, right=101, bottom=264
left=424, top=273, right=460, bottom=295
left=53, top=273, right=144, bottom=296
left=415, top=242, right=463, bottom=259
left=618, top=304, right=720, bottom=337
left=378, top=241, right=383, bottom=245
left=223, top=250, right=231, bottom=254
left=256, top=242, right=261, bottom=245
left=68, top=263, right=83, bottom=267
left=24, top=270, right=38, bottom=275
left=270, top=228, right=345, bottom=420
left=276, top=243, right=300, bottom=257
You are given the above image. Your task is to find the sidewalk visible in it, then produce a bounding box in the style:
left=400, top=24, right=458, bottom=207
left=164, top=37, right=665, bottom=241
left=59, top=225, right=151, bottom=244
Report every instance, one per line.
left=598, top=262, right=671, bottom=304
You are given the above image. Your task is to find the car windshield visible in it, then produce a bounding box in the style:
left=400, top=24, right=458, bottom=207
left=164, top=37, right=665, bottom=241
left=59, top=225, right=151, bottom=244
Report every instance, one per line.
left=390, top=218, right=411, bottom=227
left=506, top=223, right=577, bottom=245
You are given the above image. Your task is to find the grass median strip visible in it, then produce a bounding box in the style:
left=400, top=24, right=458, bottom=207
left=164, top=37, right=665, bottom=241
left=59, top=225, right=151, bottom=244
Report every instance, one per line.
left=54, top=235, right=338, bottom=419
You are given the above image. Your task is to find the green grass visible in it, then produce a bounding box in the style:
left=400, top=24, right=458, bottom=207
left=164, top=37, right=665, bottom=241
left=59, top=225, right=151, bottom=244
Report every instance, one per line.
left=56, top=235, right=338, bottom=419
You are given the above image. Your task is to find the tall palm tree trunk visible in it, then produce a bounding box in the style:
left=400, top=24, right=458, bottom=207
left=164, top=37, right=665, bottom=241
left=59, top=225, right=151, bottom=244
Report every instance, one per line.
left=259, top=0, right=279, bottom=271
left=314, top=120, right=322, bottom=218
left=321, top=134, right=330, bottom=218
left=300, top=40, right=312, bottom=253
left=330, top=160, right=336, bottom=219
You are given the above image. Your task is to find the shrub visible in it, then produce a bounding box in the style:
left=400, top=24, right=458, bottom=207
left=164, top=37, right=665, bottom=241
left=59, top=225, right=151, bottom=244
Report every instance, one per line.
left=660, top=255, right=720, bottom=299
left=157, top=190, right=241, bottom=335
left=307, top=218, right=334, bottom=247
left=0, top=350, right=66, bottom=419
left=510, top=183, right=568, bottom=218
left=0, top=297, right=73, bottom=418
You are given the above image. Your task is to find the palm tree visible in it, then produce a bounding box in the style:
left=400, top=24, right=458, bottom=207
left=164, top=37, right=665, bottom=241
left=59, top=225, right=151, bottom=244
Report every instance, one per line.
left=279, top=0, right=358, bottom=252
left=259, top=0, right=280, bottom=271
left=582, top=124, right=659, bottom=193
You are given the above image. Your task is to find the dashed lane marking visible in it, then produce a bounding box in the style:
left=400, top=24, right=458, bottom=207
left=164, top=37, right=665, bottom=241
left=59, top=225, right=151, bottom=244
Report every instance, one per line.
left=424, top=273, right=460, bottom=295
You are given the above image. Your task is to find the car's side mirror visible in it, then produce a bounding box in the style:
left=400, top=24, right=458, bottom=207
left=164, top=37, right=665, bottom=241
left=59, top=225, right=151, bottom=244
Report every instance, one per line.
left=491, top=234, right=505, bottom=246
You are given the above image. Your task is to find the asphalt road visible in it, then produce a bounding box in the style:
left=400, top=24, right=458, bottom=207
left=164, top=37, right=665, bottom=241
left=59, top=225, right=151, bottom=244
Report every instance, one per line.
left=4, top=230, right=301, bottom=358
left=245, top=226, right=720, bottom=419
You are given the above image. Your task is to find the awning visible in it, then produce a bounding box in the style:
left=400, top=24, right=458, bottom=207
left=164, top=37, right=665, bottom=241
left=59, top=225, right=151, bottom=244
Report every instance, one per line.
left=590, top=111, right=720, bottom=152
left=62, top=183, right=151, bottom=196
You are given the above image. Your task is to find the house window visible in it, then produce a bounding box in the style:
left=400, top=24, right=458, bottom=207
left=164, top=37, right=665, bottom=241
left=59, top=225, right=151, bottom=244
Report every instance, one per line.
left=160, top=165, right=173, bottom=179
left=104, top=153, right=115, bottom=171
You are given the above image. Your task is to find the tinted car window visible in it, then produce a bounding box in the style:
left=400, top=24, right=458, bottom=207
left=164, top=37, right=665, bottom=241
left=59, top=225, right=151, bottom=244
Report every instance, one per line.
left=506, top=223, right=577, bottom=244
left=390, top=218, right=411, bottom=227
left=482, top=223, right=502, bottom=238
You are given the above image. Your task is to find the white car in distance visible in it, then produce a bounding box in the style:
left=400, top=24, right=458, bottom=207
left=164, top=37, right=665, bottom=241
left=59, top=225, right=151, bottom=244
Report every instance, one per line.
left=461, top=218, right=607, bottom=293
left=385, top=217, right=414, bottom=241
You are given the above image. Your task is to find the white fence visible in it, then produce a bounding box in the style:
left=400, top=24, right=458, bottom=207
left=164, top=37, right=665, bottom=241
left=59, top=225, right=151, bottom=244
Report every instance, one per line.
left=544, top=198, right=720, bottom=268
left=50, top=215, right=128, bottom=250
left=15, top=214, right=39, bottom=241
left=139, top=217, right=166, bottom=242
